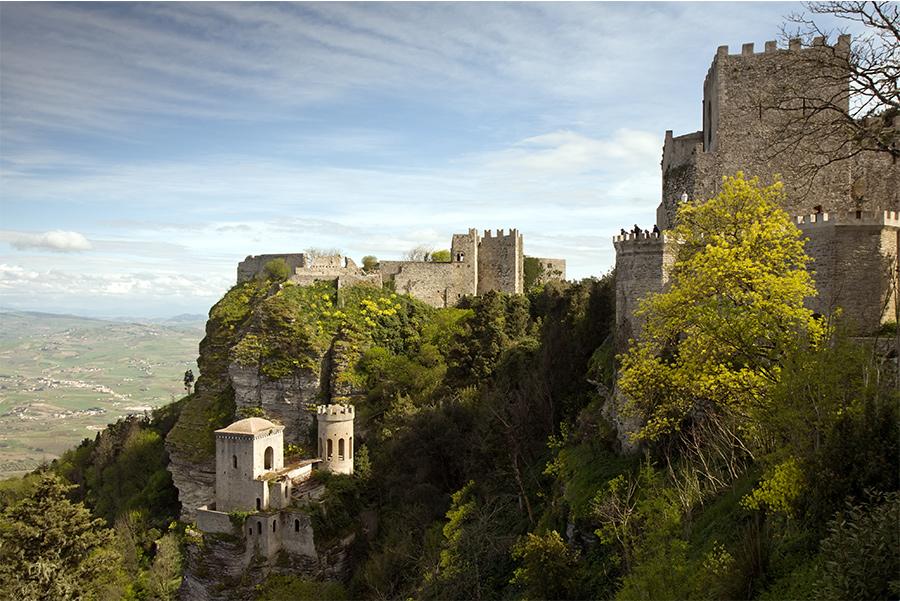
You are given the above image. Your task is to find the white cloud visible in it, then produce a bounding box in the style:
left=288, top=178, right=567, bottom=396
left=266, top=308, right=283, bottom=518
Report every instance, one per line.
left=4, top=230, right=93, bottom=252
left=476, top=129, right=661, bottom=175
left=0, top=263, right=229, bottom=299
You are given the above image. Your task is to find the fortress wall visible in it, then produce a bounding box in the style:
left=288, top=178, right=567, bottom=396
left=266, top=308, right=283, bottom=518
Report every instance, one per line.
left=246, top=513, right=281, bottom=560
left=533, top=257, right=566, bottom=283
left=380, top=261, right=463, bottom=308
left=238, top=254, right=309, bottom=283
left=477, top=229, right=523, bottom=294
left=280, top=511, right=317, bottom=558
left=613, top=234, right=675, bottom=351
left=800, top=211, right=899, bottom=332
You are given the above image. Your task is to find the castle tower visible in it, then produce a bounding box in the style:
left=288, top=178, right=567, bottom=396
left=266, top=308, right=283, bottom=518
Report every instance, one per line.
left=214, top=417, right=284, bottom=512
left=450, top=228, right=480, bottom=297
left=613, top=232, right=676, bottom=352
left=317, top=404, right=354, bottom=475
left=659, top=36, right=860, bottom=229
left=477, top=228, right=524, bottom=294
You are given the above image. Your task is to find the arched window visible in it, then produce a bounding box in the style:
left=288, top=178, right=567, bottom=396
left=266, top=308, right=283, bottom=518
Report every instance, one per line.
left=350, top=437, right=353, bottom=459
left=256, top=498, right=261, bottom=511
left=327, top=438, right=333, bottom=460
left=232, top=455, right=237, bottom=469
left=256, top=522, right=261, bottom=535
left=338, top=438, right=345, bottom=461
left=264, top=446, right=274, bottom=470
left=294, top=519, right=300, bottom=533
left=272, top=521, right=276, bottom=532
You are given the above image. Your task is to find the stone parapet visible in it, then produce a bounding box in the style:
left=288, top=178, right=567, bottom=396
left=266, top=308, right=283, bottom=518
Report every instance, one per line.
left=796, top=210, right=900, bottom=228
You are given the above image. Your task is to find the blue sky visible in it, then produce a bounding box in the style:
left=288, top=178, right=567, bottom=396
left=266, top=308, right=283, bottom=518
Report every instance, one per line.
left=0, top=2, right=852, bottom=317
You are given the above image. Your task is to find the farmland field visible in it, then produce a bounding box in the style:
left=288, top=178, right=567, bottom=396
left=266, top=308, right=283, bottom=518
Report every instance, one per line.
left=0, top=311, right=204, bottom=476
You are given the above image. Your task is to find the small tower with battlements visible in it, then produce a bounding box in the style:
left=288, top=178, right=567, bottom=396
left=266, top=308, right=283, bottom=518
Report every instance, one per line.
left=317, top=404, right=354, bottom=475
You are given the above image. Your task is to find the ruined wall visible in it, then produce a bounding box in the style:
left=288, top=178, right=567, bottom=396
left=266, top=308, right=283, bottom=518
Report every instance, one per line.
left=477, top=229, right=523, bottom=294
left=613, top=233, right=676, bottom=352
left=380, top=261, right=468, bottom=308
left=532, top=257, right=567, bottom=284
left=238, top=253, right=310, bottom=283
left=799, top=210, right=899, bottom=333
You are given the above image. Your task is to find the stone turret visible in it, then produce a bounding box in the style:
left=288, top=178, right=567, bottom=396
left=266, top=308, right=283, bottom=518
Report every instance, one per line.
left=317, top=404, right=354, bottom=475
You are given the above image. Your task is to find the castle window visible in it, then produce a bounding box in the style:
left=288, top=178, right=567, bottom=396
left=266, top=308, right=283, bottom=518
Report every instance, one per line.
left=256, top=522, right=262, bottom=535
left=256, top=498, right=261, bottom=511
left=338, top=438, right=345, bottom=461
left=232, top=455, right=237, bottom=469
left=327, top=439, right=333, bottom=460
left=455, top=252, right=465, bottom=262
left=284, top=486, right=289, bottom=499
left=350, top=437, right=353, bottom=459
left=264, top=446, right=274, bottom=470
left=273, top=521, right=277, bottom=532
left=294, top=519, right=300, bottom=532
left=249, top=528, right=252, bottom=536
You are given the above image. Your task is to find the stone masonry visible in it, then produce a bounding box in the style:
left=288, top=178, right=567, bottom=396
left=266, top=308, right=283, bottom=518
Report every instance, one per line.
left=616, top=37, right=900, bottom=350
left=237, top=228, right=563, bottom=308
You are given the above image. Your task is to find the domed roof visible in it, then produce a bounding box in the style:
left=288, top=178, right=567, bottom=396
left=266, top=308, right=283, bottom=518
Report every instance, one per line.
left=215, top=417, right=281, bottom=435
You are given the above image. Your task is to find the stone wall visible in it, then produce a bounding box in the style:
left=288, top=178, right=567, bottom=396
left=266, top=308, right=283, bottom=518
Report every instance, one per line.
left=613, top=232, right=675, bottom=352
left=477, top=229, right=524, bottom=294
left=238, top=253, right=309, bottom=283
left=533, top=257, right=566, bottom=284
left=799, top=210, right=899, bottom=333
left=380, top=260, right=467, bottom=308
left=237, top=228, right=557, bottom=308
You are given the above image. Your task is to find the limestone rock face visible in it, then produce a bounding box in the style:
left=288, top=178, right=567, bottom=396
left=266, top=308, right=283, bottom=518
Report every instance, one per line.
left=179, top=525, right=354, bottom=600
left=601, top=385, right=642, bottom=454
left=168, top=449, right=215, bottom=523
left=228, top=362, right=320, bottom=445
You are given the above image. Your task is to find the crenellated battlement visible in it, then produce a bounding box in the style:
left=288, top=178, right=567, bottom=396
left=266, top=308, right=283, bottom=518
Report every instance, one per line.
left=713, top=34, right=850, bottom=59
left=795, top=210, right=900, bottom=229
left=482, top=228, right=520, bottom=240
left=613, top=232, right=670, bottom=245
left=317, top=404, right=354, bottom=419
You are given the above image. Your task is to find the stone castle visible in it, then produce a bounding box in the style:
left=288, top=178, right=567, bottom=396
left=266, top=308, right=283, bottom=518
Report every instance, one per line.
left=616, top=36, right=899, bottom=347
left=195, top=405, right=355, bottom=565
left=237, top=228, right=566, bottom=308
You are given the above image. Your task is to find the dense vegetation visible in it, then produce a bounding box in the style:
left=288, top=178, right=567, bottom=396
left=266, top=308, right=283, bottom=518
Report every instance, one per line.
left=2, top=176, right=897, bottom=600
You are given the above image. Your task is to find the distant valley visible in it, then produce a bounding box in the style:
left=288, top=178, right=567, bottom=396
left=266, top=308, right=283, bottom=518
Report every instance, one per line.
left=0, top=310, right=204, bottom=476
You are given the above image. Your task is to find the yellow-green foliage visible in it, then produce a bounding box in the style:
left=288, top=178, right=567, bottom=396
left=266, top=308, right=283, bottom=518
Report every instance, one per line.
left=742, top=457, right=805, bottom=516
left=510, top=530, right=581, bottom=599
left=618, top=173, right=823, bottom=443
left=168, top=280, right=268, bottom=460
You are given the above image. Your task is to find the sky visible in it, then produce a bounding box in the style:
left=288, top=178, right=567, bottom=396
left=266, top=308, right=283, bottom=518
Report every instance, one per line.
left=0, top=2, right=854, bottom=318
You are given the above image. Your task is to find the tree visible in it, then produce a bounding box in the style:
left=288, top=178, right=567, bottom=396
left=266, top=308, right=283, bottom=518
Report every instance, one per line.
left=510, top=530, right=581, bottom=600
left=304, top=247, right=343, bottom=258
left=428, top=249, right=451, bottom=262
left=263, top=257, right=290, bottom=281
left=772, top=2, right=899, bottom=174
left=0, top=473, right=123, bottom=600
left=618, top=174, right=824, bottom=476
left=361, top=255, right=379, bottom=273
left=403, top=245, right=433, bottom=262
